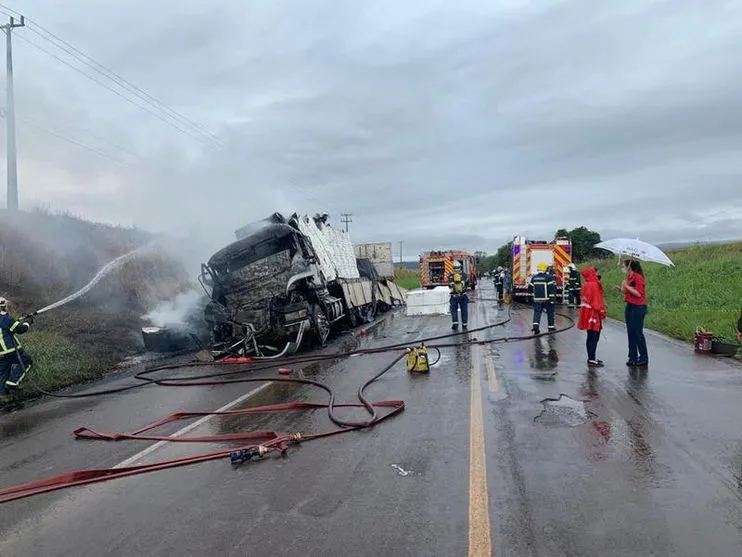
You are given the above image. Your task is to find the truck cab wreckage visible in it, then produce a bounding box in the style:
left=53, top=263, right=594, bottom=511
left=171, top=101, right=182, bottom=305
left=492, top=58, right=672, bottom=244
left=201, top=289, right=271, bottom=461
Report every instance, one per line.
left=199, top=212, right=406, bottom=359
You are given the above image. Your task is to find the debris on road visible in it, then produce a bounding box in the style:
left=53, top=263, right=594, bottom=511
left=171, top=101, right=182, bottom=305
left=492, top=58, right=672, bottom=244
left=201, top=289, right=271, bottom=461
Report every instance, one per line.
left=391, top=464, right=414, bottom=477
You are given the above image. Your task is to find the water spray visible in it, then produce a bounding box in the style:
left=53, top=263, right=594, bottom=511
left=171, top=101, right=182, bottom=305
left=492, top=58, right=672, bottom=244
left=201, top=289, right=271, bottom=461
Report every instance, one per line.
left=21, top=242, right=158, bottom=320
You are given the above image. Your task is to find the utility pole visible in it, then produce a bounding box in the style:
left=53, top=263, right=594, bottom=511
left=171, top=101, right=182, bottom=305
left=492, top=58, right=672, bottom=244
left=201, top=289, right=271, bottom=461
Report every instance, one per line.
left=340, top=212, right=352, bottom=232
left=2, top=15, right=24, bottom=211
left=398, top=241, right=404, bottom=264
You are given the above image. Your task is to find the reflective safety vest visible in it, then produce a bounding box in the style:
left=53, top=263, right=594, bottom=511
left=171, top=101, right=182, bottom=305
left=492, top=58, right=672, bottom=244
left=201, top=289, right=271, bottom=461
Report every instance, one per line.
left=530, top=272, right=556, bottom=302
left=0, top=313, right=30, bottom=356
left=568, top=271, right=581, bottom=291
left=449, top=272, right=466, bottom=295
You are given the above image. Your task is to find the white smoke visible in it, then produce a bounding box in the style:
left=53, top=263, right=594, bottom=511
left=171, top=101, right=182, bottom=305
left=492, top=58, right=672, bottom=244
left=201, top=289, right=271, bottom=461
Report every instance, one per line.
left=142, top=289, right=204, bottom=327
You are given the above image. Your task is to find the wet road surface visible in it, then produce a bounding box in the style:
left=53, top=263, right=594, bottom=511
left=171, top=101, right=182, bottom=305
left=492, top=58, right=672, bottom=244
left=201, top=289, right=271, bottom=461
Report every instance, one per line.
left=2, top=285, right=742, bottom=556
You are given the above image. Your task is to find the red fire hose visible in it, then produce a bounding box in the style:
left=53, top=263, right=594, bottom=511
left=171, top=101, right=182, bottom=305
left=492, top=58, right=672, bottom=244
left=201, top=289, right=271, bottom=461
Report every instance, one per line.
left=0, top=306, right=574, bottom=506
left=0, top=354, right=406, bottom=505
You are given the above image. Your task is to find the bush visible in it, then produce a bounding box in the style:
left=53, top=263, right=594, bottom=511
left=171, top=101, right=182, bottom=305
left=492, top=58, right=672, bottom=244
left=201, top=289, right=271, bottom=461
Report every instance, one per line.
left=394, top=266, right=420, bottom=290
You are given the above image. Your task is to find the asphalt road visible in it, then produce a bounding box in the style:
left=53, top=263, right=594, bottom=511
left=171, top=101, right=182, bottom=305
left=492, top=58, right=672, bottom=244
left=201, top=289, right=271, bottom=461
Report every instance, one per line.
left=2, top=284, right=742, bottom=556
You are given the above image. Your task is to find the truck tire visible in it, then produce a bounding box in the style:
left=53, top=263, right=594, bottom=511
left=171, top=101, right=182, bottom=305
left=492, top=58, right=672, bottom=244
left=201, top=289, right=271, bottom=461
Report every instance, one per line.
left=347, top=308, right=359, bottom=328
left=312, top=304, right=331, bottom=347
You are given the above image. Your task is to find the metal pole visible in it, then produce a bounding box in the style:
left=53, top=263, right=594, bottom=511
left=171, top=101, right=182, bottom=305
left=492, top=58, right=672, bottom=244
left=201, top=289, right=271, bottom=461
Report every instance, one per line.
left=398, top=241, right=404, bottom=264
left=2, top=15, right=24, bottom=211
left=340, top=212, right=352, bottom=232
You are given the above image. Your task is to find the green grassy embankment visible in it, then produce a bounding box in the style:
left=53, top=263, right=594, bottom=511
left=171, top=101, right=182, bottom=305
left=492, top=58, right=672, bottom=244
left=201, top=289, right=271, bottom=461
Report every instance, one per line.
left=394, top=266, right=421, bottom=290
left=0, top=208, right=194, bottom=400
left=581, top=242, right=742, bottom=345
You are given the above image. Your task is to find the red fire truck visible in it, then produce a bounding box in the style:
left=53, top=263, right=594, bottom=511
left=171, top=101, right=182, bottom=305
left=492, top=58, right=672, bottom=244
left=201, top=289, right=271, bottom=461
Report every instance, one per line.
left=419, top=250, right=478, bottom=290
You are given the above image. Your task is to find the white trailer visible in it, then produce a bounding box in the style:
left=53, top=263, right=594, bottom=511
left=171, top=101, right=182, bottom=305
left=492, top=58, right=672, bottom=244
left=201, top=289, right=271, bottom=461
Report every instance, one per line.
left=354, top=242, right=394, bottom=278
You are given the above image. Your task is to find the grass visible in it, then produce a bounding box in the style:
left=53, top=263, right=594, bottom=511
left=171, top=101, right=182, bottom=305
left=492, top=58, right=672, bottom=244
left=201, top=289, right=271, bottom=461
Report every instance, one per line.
left=581, top=242, right=742, bottom=344
left=394, top=266, right=421, bottom=290
left=17, top=331, right=113, bottom=392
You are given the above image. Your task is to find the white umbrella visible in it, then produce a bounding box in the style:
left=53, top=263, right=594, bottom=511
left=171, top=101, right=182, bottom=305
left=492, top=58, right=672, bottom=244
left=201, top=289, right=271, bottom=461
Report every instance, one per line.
left=594, top=238, right=675, bottom=267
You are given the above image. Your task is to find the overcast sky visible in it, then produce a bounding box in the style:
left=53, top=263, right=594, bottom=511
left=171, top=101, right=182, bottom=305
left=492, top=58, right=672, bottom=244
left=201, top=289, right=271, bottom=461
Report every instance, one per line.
left=3, top=0, right=742, bottom=260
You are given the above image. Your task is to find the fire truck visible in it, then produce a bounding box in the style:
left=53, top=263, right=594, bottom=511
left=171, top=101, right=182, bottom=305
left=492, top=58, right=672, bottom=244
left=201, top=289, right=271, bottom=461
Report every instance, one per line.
left=511, top=235, right=572, bottom=303
left=419, top=250, right=478, bottom=290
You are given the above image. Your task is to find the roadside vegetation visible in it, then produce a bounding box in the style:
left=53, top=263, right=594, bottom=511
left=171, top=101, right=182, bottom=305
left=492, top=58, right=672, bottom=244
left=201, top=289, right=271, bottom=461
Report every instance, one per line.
left=0, top=208, right=193, bottom=401
left=394, top=266, right=421, bottom=290
left=581, top=242, right=742, bottom=344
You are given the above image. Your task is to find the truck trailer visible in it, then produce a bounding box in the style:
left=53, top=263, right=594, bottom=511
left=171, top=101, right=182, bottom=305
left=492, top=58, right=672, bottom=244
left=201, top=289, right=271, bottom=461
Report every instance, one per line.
left=354, top=242, right=394, bottom=279
left=199, top=213, right=405, bottom=359
left=511, top=235, right=572, bottom=303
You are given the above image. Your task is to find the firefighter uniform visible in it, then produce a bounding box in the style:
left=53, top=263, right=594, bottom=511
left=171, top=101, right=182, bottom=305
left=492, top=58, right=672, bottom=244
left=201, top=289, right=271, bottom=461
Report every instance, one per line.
left=0, top=299, right=33, bottom=392
left=567, top=264, right=582, bottom=308
left=493, top=266, right=505, bottom=302
left=529, top=263, right=556, bottom=334
left=449, top=269, right=468, bottom=330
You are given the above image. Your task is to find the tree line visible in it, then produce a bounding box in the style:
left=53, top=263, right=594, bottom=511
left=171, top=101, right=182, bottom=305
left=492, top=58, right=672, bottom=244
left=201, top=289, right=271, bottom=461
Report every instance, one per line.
left=476, top=226, right=606, bottom=273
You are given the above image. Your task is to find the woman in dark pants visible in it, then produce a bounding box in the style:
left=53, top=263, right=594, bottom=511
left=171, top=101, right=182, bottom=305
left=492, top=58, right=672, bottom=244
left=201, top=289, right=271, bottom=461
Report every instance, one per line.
left=577, top=267, right=607, bottom=367
left=617, top=260, right=648, bottom=367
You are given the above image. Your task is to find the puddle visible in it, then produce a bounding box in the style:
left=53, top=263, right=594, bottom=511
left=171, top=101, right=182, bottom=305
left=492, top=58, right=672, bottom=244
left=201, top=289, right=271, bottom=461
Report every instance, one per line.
left=534, top=394, right=595, bottom=427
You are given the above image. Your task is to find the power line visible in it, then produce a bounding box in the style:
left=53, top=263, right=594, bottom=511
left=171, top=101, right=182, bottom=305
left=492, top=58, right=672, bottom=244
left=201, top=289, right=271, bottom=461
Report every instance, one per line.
left=12, top=113, right=132, bottom=165
left=27, top=27, right=223, bottom=146
left=13, top=33, right=217, bottom=146
left=0, top=3, right=222, bottom=147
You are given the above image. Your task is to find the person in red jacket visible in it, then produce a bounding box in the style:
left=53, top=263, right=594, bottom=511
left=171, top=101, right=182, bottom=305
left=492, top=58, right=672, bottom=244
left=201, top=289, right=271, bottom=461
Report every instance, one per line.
left=577, top=267, right=607, bottom=367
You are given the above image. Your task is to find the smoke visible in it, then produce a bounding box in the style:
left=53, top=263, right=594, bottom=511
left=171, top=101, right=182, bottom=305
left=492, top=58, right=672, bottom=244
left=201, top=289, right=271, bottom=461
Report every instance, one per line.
left=141, top=288, right=206, bottom=329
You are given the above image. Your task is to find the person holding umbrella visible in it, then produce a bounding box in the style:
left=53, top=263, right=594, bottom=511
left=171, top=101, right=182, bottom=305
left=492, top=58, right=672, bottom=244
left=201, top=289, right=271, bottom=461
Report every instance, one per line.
left=617, top=259, right=649, bottom=367
left=594, top=238, right=671, bottom=369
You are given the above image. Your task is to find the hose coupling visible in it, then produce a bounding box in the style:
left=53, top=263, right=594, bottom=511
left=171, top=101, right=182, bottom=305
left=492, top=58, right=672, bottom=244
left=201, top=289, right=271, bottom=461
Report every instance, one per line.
left=229, top=445, right=268, bottom=465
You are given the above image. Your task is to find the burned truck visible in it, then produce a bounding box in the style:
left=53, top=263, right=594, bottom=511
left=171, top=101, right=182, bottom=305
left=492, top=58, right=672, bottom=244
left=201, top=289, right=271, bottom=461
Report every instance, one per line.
left=199, top=212, right=406, bottom=358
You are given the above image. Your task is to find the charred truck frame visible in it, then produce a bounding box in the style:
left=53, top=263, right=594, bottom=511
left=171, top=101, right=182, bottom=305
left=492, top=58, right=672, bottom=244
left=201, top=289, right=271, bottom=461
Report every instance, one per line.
left=199, top=212, right=405, bottom=359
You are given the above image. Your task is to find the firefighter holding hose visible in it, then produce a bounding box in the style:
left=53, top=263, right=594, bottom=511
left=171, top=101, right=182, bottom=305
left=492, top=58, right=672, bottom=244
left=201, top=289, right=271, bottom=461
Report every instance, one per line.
left=0, top=297, right=34, bottom=393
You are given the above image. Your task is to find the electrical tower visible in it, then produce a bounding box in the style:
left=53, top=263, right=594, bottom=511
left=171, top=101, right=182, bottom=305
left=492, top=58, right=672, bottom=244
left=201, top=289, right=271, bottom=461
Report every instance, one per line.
left=2, top=15, right=24, bottom=211
left=340, top=212, right=352, bottom=232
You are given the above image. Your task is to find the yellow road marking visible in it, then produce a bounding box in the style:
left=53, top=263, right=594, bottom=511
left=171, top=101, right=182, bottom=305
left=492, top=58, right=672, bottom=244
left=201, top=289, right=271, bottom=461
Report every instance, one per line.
left=469, top=342, right=492, bottom=556
left=484, top=350, right=498, bottom=393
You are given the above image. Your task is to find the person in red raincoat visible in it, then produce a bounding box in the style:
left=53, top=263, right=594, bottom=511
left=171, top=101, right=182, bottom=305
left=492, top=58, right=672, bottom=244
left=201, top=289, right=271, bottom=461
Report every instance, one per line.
left=577, top=267, right=607, bottom=367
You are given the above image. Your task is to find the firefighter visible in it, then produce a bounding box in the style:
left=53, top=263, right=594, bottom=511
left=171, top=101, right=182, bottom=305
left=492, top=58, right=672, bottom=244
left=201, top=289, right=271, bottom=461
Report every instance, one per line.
left=0, top=297, right=34, bottom=393
left=449, top=262, right=468, bottom=330
left=529, top=262, right=556, bottom=334
left=567, top=263, right=582, bottom=308
left=493, top=266, right=505, bottom=302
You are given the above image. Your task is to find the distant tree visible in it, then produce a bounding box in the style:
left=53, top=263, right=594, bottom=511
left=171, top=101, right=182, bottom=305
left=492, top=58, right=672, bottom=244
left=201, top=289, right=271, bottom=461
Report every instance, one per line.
left=473, top=250, right=488, bottom=264
left=568, top=226, right=603, bottom=262
left=494, top=241, right=514, bottom=268
left=554, top=228, right=569, bottom=239
left=478, top=255, right=497, bottom=274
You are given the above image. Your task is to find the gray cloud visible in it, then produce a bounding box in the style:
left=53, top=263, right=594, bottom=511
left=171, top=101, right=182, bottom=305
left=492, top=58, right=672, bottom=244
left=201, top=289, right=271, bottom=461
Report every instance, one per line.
left=3, top=0, right=742, bottom=263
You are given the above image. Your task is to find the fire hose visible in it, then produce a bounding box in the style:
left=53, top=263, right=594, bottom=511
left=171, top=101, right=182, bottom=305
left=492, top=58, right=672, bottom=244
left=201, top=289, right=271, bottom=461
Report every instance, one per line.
left=0, top=303, right=575, bottom=505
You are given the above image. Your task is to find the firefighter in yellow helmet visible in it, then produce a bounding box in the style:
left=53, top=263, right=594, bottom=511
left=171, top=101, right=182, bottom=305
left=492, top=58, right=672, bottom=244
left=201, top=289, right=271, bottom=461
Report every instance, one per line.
left=449, top=261, right=468, bottom=330
left=529, top=262, right=556, bottom=334
left=0, top=297, right=34, bottom=393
